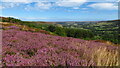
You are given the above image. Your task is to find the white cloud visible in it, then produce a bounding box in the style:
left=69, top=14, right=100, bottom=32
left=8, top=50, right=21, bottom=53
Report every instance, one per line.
left=105, top=0, right=120, bottom=2
left=56, top=0, right=87, bottom=7
left=81, top=8, right=88, bottom=10
left=1, top=0, right=119, bottom=3
left=1, top=0, right=33, bottom=3
left=25, top=2, right=52, bottom=10
left=88, top=3, right=118, bottom=10
left=0, top=0, right=53, bottom=3
left=1, top=0, right=52, bottom=10
left=22, top=17, right=48, bottom=20
left=35, top=2, right=52, bottom=9
left=72, top=7, right=88, bottom=10
left=0, top=6, right=5, bottom=9
left=73, top=7, right=80, bottom=9
left=0, top=15, right=48, bottom=20
left=0, top=15, right=19, bottom=19
left=0, top=2, right=21, bottom=10
left=1, top=0, right=119, bottom=10
left=2, top=2, right=20, bottom=8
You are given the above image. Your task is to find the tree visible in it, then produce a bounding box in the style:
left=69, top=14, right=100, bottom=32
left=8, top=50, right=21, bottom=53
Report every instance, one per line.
left=65, top=28, right=76, bottom=37
left=55, top=27, right=66, bottom=36
left=48, top=25, right=56, bottom=32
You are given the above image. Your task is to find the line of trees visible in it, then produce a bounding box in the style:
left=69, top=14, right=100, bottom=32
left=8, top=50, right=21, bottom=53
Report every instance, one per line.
left=47, top=25, right=94, bottom=39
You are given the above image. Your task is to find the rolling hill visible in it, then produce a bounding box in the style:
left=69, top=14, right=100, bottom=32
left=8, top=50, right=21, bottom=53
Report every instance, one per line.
left=1, top=19, right=119, bottom=66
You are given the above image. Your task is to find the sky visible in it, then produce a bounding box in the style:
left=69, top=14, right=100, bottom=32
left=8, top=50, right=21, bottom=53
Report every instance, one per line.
left=0, top=0, right=119, bottom=22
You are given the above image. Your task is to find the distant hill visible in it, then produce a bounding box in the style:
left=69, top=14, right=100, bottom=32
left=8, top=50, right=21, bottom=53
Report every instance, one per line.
left=0, top=17, right=56, bottom=24
left=1, top=16, right=119, bottom=24
left=100, top=19, right=120, bottom=23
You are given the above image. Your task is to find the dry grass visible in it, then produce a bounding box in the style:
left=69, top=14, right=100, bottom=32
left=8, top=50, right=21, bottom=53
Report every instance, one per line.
left=92, top=47, right=119, bottom=66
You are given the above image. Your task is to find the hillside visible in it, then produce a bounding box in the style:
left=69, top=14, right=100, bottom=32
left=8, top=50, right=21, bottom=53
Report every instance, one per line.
left=1, top=21, right=119, bottom=66
left=1, top=17, right=120, bottom=44
left=57, top=20, right=120, bottom=44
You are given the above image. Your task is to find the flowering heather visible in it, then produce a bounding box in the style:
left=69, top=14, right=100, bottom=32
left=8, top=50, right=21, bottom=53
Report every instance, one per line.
left=2, top=22, right=42, bottom=33
left=2, top=25, right=119, bottom=66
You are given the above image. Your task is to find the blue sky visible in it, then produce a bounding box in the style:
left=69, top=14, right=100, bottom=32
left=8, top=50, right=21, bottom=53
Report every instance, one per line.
left=0, top=0, right=119, bottom=22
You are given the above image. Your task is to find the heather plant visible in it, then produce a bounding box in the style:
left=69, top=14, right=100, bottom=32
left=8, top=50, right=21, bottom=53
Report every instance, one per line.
left=5, top=51, right=16, bottom=56
left=26, top=50, right=36, bottom=57
left=2, top=28, right=119, bottom=66
left=26, top=48, right=37, bottom=57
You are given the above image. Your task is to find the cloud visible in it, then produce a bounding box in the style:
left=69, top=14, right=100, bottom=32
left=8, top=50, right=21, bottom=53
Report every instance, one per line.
left=1, top=2, right=20, bottom=8
left=34, top=2, right=52, bottom=9
left=21, top=17, right=48, bottom=20
left=56, top=0, right=87, bottom=7
left=1, top=0, right=33, bottom=3
left=72, top=7, right=80, bottom=9
left=0, top=0, right=54, bottom=3
left=0, top=15, right=48, bottom=20
left=25, top=0, right=87, bottom=10
left=1, top=0, right=120, bottom=2
left=88, top=3, right=118, bottom=10
left=1, top=0, right=52, bottom=10
left=105, top=0, right=120, bottom=2
left=25, top=2, right=52, bottom=10
left=0, top=0, right=119, bottom=10
left=0, top=15, right=19, bottom=19
left=87, top=0, right=120, bottom=2
left=0, top=6, right=5, bottom=9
